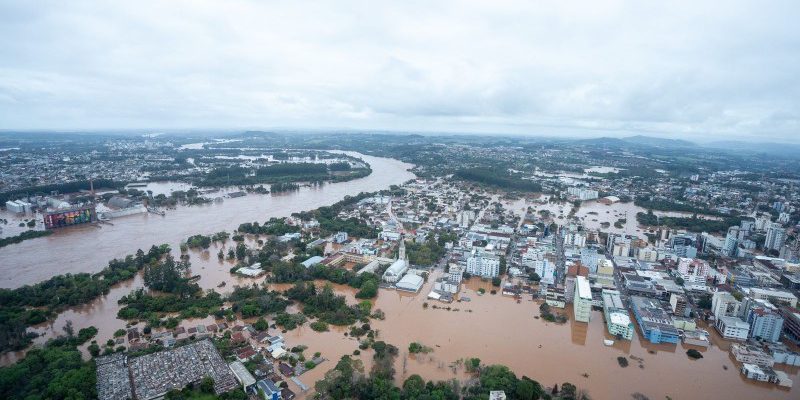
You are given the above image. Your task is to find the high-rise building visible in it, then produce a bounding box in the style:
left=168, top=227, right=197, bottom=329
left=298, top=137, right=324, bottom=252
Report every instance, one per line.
left=466, top=251, right=500, bottom=278
left=765, top=223, right=787, bottom=252
left=573, top=276, right=592, bottom=323
left=723, top=226, right=739, bottom=257
left=712, top=291, right=742, bottom=320
left=744, top=303, right=784, bottom=343
left=580, top=248, right=601, bottom=273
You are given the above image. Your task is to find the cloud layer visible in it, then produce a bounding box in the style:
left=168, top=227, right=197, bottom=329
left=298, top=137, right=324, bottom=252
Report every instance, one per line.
left=1, top=0, right=798, bottom=141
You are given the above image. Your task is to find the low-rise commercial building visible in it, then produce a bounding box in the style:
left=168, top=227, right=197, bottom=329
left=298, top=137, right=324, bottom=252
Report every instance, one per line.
left=731, top=343, right=775, bottom=367
left=630, top=296, right=679, bottom=344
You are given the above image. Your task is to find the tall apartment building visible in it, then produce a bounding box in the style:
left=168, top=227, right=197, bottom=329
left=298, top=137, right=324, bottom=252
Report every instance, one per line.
left=712, top=291, right=742, bottom=320
left=580, top=248, right=602, bottom=273
left=723, top=226, right=739, bottom=257
left=677, top=258, right=710, bottom=278
left=573, top=276, right=592, bottom=322
left=765, top=223, right=787, bottom=252
left=466, top=252, right=500, bottom=278
left=670, top=293, right=688, bottom=317
left=745, top=306, right=784, bottom=343
left=566, top=187, right=599, bottom=201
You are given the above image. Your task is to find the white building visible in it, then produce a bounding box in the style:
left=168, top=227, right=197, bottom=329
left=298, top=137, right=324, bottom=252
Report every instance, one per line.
left=716, top=316, right=750, bottom=340
left=396, top=274, right=424, bottom=293
left=602, top=289, right=634, bottom=340
left=573, top=276, right=592, bottom=323
left=5, top=200, right=32, bottom=214
left=566, top=187, right=599, bottom=201
left=533, top=259, right=556, bottom=285
left=748, top=288, right=797, bottom=308
left=765, top=223, right=787, bottom=252
left=731, top=344, right=775, bottom=367
left=383, top=240, right=409, bottom=283
left=636, top=247, right=659, bottom=262
left=563, top=231, right=587, bottom=247
left=712, top=291, right=742, bottom=320
left=466, top=251, right=500, bottom=278
left=677, top=258, right=710, bottom=278
left=448, top=264, right=464, bottom=284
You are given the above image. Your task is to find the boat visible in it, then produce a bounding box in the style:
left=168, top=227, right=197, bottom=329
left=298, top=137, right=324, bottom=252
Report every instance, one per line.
left=604, top=339, right=615, bottom=346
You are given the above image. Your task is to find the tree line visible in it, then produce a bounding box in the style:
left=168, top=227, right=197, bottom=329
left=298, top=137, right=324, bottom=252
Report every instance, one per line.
left=0, top=244, right=170, bottom=352
left=455, top=168, right=543, bottom=192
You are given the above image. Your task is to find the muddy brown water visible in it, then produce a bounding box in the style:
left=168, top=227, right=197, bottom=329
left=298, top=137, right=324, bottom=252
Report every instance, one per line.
left=0, top=152, right=414, bottom=288
left=1, top=154, right=796, bottom=399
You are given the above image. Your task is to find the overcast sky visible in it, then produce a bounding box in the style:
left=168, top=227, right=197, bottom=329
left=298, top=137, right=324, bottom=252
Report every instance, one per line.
left=1, top=1, right=798, bottom=142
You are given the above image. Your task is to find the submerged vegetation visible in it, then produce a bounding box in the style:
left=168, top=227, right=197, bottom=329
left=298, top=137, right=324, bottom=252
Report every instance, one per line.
left=0, top=245, right=171, bottom=352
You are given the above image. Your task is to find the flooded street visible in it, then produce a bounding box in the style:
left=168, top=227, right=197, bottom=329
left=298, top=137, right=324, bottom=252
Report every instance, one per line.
left=0, top=152, right=414, bottom=288
left=287, top=273, right=798, bottom=400
left=1, top=155, right=795, bottom=399
left=3, top=239, right=798, bottom=399
left=504, top=197, right=722, bottom=237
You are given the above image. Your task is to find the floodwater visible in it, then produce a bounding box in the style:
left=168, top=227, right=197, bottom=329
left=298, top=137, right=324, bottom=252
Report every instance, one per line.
left=286, top=273, right=799, bottom=400
left=0, top=152, right=414, bottom=288
left=505, top=198, right=722, bottom=237
left=7, top=257, right=798, bottom=399
left=2, top=154, right=796, bottom=399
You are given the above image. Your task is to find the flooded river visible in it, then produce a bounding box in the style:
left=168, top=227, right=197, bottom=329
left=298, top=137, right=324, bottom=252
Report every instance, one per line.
left=0, top=152, right=414, bottom=288
left=1, top=154, right=795, bottom=399
left=9, top=254, right=797, bottom=399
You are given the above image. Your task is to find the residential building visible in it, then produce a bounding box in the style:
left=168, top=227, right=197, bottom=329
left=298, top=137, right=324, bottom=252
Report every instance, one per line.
left=723, top=226, right=739, bottom=257
left=712, top=291, right=741, bottom=320
left=573, top=276, right=592, bottom=323
left=466, top=251, right=500, bottom=278
left=715, top=316, right=750, bottom=340
left=778, top=307, right=800, bottom=343
left=677, top=258, right=709, bottom=278
left=743, top=299, right=784, bottom=342
left=731, top=344, right=775, bottom=367
left=669, top=293, right=688, bottom=317
left=580, top=248, right=602, bottom=273
left=257, top=379, right=282, bottom=400
left=566, top=187, right=599, bottom=201
left=765, top=223, right=787, bottom=252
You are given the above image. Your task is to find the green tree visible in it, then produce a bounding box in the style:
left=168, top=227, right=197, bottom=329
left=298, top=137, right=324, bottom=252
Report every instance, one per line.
left=253, top=317, right=269, bottom=331
left=200, top=376, right=215, bottom=393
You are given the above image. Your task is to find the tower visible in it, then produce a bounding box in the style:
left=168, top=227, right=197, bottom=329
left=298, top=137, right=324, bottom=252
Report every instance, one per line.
left=398, top=237, right=407, bottom=262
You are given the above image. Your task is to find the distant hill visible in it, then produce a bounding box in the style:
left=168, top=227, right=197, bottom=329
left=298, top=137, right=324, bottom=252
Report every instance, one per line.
left=620, top=135, right=695, bottom=148
left=702, top=140, right=800, bottom=157
left=571, top=135, right=695, bottom=150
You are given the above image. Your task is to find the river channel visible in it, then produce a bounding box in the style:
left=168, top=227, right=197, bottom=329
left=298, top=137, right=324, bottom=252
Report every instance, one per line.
left=0, top=152, right=414, bottom=288
left=0, top=153, right=796, bottom=399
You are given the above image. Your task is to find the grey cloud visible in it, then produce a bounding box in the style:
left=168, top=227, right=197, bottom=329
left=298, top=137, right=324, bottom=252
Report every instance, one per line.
left=0, top=0, right=798, bottom=142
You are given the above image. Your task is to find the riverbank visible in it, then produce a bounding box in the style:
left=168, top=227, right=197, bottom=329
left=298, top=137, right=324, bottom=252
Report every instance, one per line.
left=0, top=152, right=414, bottom=288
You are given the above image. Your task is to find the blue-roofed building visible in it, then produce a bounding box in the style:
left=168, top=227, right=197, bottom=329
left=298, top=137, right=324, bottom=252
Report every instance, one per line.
left=257, top=379, right=282, bottom=400
left=629, top=296, right=680, bottom=344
